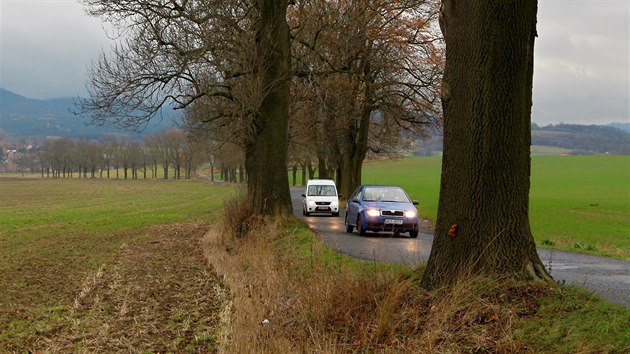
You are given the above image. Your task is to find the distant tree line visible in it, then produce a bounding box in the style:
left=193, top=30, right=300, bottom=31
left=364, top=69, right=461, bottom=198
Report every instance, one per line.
left=4, top=129, right=245, bottom=182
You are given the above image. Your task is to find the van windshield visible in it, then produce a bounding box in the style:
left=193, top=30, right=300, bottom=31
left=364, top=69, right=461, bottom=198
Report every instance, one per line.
left=307, top=185, right=337, bottom=197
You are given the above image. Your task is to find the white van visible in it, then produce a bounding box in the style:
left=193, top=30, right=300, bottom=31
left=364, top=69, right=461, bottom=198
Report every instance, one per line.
left=301, top=179, right=340, bottom=217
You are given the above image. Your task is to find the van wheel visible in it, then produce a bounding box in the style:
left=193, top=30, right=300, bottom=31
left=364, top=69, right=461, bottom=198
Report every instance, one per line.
left=357, top=216, right=366, bottom=236
left=345, top=214, right=353, bottom=233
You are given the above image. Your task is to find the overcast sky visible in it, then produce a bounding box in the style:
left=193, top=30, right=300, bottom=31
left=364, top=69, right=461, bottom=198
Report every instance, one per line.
left=0, top=0, right=628, bottom=125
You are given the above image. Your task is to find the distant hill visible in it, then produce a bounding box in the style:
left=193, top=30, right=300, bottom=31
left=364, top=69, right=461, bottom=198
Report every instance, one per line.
left=0, top=88, right=176, bottom=139
left=415, top=123, right=630, bottom=155
left=531, top=123, right=630, bottom=154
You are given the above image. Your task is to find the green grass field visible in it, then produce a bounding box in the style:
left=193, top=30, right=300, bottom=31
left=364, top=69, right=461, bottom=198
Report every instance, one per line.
left=0, top=178, right=232, bottom=350
left=362, top=155, right=630, bottom=259
left=0, top=178, right=230, bottom=238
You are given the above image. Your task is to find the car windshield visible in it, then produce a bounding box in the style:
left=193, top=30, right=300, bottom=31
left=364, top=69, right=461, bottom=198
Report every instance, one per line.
left=307, top=185, right=337, bottom=196
left=362, top=187, right=410, bottom=203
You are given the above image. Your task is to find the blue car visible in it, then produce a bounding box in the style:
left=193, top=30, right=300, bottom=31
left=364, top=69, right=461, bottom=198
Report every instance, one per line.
left=345, top=185, right=419, bottom=238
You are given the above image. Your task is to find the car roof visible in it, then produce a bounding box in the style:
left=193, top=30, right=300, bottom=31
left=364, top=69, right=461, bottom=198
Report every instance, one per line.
left=307, top=179, right=336, bottom=185
left=361, top=185, right=402, bottom=188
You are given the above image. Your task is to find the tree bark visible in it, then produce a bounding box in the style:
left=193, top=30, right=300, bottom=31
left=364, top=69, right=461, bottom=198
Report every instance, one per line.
left=421, top=0, right=551, bottom=289
left=245, top=0, right=292, bottom=215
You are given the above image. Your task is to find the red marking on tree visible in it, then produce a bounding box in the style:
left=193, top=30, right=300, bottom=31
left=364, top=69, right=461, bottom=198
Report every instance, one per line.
left=448, top=224, right=458, bottom=237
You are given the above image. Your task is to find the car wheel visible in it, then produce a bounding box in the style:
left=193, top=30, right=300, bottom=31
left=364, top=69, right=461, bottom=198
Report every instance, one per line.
left=332, top=212, right=339, bottom=217
left=304, top=209, right=310, bottom=216
left=302, top=207, right=306, bottom=216
left=409, top=228, right=418, bottom=238
left=357, top=215, right=366, bottom=236
left=345, top=214, right=353, bottom=233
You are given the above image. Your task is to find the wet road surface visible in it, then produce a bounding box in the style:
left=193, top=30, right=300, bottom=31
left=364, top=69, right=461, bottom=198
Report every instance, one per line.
left=291, top=187, right=630, bottom=307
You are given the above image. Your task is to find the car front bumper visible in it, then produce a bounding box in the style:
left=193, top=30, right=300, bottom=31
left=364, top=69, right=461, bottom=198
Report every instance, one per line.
left=366, top=221, right=417, bottom=232
left=363, top=215, right=418, bottom=233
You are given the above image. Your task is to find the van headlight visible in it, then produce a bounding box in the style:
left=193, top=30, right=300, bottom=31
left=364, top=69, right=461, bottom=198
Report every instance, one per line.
left=366, top=209, right=380, bottom=217
left=405, top=210, right=417, bottom=218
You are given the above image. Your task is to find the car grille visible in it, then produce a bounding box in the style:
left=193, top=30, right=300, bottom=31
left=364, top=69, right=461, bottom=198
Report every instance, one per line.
left=315, top=202, right=331, bottom=206
left=381, top=210, right=404, bottom=217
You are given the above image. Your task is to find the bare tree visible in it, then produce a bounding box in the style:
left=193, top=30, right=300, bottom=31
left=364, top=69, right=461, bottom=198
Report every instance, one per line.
left=77, top=0, right=292, bottom=214
left=290, top=0, right=443, bottom=197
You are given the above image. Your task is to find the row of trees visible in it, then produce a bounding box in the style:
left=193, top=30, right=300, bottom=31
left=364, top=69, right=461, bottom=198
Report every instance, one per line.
left=77, top=0, right=552, bottom=288
left=77, top=0, right=443, bottom=209
left=9, top=129, right=231, bottom=180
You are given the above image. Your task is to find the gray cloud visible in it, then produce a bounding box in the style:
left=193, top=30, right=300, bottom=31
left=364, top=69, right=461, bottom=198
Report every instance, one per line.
left=0, top=0, right=628, bottom=124
left=533, top=0, right=629, bottom=124
left=0, top=0, right=110, bottom=99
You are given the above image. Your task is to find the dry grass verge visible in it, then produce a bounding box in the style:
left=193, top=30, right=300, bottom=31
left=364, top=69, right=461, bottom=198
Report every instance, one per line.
left=205, top=202, right=629, bottom=353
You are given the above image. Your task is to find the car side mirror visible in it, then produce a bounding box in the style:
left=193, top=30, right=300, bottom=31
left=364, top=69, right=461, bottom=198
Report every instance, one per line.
left=301, top=194, right=306, bottom=198
left=412, top=200, right=419, bottom=205
left=338, top=194, right=343, bottom=198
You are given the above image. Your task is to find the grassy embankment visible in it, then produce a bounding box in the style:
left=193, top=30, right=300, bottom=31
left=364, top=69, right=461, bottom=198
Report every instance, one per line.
left=361, top=155, right=630, bottom=259
left=206, top=205, right=630, bottom=352
left=0, top=177, right=232, bottom=351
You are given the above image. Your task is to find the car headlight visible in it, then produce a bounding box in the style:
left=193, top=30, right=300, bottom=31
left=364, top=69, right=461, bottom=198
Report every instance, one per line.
left=405, top=210, right=417, bottom=218
left=366, top=209, right=380, bottom=217
left=307, top=200, right=316, bottom=206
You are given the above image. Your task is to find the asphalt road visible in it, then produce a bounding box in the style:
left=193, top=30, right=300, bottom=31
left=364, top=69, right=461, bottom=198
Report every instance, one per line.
left=291, top=187, right=630, bottom=308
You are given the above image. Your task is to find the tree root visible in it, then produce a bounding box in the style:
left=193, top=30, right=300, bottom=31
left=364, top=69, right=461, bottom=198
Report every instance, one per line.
left=525, top=261, right=554, bottom=284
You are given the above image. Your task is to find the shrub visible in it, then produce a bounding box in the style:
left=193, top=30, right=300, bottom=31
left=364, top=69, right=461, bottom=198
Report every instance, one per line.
left=542, top=239, right=555, bottom=246
left=222, top=190, right=264, bottom=239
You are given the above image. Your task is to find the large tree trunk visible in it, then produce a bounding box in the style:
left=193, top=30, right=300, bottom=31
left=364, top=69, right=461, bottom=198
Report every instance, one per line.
left=245, top=0, right=292, bottom=215
left=337, top=86, right=371, bottom=199
left=421, top=0, right=551, bottom=289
